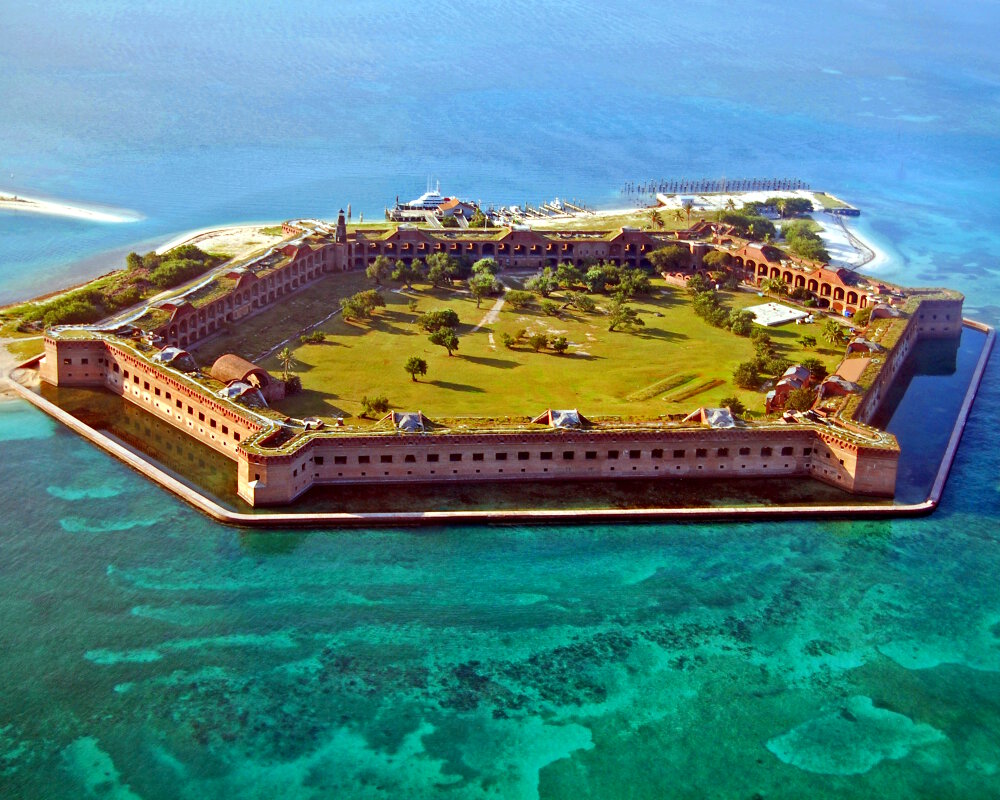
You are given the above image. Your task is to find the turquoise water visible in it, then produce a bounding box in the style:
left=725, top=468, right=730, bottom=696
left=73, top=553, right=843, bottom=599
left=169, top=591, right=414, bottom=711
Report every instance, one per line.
left=3, top=1, right=1000, bottom=796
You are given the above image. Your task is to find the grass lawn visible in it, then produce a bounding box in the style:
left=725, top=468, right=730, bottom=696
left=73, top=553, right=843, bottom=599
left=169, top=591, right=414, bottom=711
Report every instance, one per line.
left=528, top=210, right=710, bottom=232
left=229, top=273, right=845, bottom=424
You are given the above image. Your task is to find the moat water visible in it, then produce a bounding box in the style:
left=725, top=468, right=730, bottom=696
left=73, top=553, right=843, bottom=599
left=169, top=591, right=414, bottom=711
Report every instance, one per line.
left=3, top=1, right=1000, bottom=797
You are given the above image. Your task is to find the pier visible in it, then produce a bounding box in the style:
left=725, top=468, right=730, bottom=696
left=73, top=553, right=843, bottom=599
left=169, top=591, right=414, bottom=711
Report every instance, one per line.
left=621, top=177, right=810, bottom=197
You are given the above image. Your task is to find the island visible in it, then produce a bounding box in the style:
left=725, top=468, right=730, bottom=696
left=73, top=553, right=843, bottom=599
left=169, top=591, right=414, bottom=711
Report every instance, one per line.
left=3, top=188, right=993, bottom=524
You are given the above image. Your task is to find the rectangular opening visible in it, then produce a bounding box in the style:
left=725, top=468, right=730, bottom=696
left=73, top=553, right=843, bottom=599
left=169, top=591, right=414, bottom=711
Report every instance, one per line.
left=427, top=453, right=439, bottom=463
left=540, top=452, right=553, bottom=461
left=673, top=449, right=685, bottom=459
left=449, top=453, right=462, bottom=462
left=495, top=452, right=508, bottom=461
left=358, top=455, right=370, bottom=464
left=334, top=456, right=347, bottom=465
left=381, top=455, right=392, bottom=464
left=585, top=451, right=597, bottom=460
left=518, top=452, right=529, bottom=461
left=607, top=450, right=619, bottom=460
left=717, top=448, right=729, bottom=457
left=472, top=453, right=484, bottom=462
left=739, top=447, right=750, bottom=456
left=696, top=448, right=707, bottom=458
left=563, top=451, right=575, bottom=460
left=651, top=448, right=663, bottom=459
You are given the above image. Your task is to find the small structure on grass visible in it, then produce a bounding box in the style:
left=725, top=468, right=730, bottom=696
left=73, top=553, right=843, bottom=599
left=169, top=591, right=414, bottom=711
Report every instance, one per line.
left=210, top=354, right=285, bottom=403
left=531, top=409, right=589, bottom=429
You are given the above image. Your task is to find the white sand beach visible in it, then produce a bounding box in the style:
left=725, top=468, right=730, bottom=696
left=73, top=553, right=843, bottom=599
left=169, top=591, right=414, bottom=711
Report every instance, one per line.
left=155, top=224, right=287, bottom=260
left=0, top=189, right=141, bottom=223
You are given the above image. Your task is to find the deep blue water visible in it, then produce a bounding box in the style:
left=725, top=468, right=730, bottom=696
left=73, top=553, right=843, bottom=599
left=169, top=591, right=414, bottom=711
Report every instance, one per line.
left=2, top=1, right=1000, bottom=797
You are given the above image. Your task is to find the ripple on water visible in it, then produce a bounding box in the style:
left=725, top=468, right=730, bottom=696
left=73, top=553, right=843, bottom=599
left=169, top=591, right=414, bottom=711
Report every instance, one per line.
left=766, top=695, right=946, bottom=775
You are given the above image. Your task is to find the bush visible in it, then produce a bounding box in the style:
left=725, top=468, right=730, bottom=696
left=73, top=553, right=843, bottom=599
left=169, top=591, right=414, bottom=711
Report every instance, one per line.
left=285, top=375, right=303, bottom=395
left=528, top=333, right=548, bottom=352
left=360, top=394, right=389, bottom=418
left=418, top=308, right=460, bottom=332
left=550, top=336, right=569, bottom=354
left=733, top=361, right=760, bottom=389
left=500, top=332, right=515, bottom=349
left=719, top=395, right=745, bottom=415
left=505, top=290, right=534, bottom=309
left=852, top=306, right=873, bottom=327
left=786, top=386, right=816, bottom=411
left=540, top=299, right=560, bottom=316
left=299, top=330, right=326, bottom=345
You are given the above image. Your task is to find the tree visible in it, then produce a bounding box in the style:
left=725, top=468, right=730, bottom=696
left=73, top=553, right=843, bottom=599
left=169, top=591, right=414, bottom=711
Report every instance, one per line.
left=766, top=197, right=813, bottom=218
left=418, top=308, right=460, bottom=332
left=852, top=306, right=873, bottom=327
left=525, top=268, right=557, bottom=297
left=469, top=209, right=489, bottom=228
left=733, top=361, right=760, bottom=390
left=648, top=245, right=689, bottom=273
left=823, top=319, right=848, bottom=346
left=728, top=309, right=755, bottom=337
left=799, top=335, right=817, bottom=349
left=719, top=395, right=745, bottom=415
left=647, top=209, right=665, bottom=229
left=429, top=328, right=459, bottom=356
left=404, top=356, right=428, bottom=382
left=783, top=220, right=830, bottom=262
left=340, top=289, right=386, bottom=320
left=366, top=255, right=391, bottom=285
left=126, top=252, right=143, bottom=271
left=617, top=268, right=651, bottom=298
left=528, top=333, right=548, bottom=352
left=606, top=299, right=644, bottom=332
left=505, top=289, right=534, bottom=309
left=786, top=386, right=816, bottom=412
left=392, top=259, right=421, bottom=289
left=584, top=263, right=613, bottom=293
left=565, top=291, right=596, bottom=313
left=550, top=336, right=569, bottom=354
left=277, top=347, right=294, bottom=382
left=702, top=250, right=732, bottom=272
left=801, top=357, right=828, bottom=381
left=472, top=257, right=501, bottom=276
left=714, top=211, right=776, bottom=240
left=540, top=299, right=560, bottom=316
left=555, top=263, right=584, bottom=288
left=686, top=273, right=709, bottom=295
left=360, top=394, right=389, bottom=418
left=469, top=272, right=498, bottom=308
left=500, top=332, right=516, bottom=348
left=426, top=252, right=459, bottom=286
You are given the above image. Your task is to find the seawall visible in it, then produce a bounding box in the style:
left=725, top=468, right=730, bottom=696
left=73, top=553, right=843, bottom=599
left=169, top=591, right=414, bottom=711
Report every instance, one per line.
left=8, top=319, right=993, bottom=527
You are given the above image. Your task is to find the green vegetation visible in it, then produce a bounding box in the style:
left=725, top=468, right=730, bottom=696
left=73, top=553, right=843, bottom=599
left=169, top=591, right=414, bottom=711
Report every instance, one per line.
left=405, top=356, right=428, bottom=382
left=360, top=394, right=390, bottom=418
left=259, top=226, right=285, bottom=236
left=782, top=219, right=830, bottom=262
left=714, top=210, right=776, bottom=240
left=340, top=289, right=386, bottom=321
left=196, top=270, right=844, bottom=424
left=2, top=245, right=223, bottom=330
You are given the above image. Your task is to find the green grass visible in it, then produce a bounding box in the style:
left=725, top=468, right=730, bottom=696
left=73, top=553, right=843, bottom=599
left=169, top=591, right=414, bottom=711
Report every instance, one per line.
left=528, top=210, right=710, bottom=232
left=218, top=274, right=845, bottom=424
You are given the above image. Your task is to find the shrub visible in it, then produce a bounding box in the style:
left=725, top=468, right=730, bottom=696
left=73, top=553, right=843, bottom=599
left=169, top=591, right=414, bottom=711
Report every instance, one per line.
left=719, top=395, right=745, bottom=415
left=540, top=299, right=560, bottom=316
left=418, top=308, right=460, bottom=332
left=500, top=332, right=515, bottom=349
left=733, top=361, right=760, bottom=389
left=528, top=333, right=548, bottom=352
left=550, top=336, right=569, bottom=354
left=360, top=394, right=389, bottom=418
left=285, top=375, right=303, bottom=395
left=505, top=290, right=534, bottom=309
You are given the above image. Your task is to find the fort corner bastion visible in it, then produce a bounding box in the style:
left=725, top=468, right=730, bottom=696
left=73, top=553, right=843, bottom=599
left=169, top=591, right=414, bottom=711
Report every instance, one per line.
left=34, top=212, right=965, bottom=509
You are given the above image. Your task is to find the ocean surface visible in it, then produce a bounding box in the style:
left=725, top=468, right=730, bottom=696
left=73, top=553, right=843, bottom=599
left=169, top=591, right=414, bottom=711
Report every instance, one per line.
left=2, top=1, right=1000, bottom=796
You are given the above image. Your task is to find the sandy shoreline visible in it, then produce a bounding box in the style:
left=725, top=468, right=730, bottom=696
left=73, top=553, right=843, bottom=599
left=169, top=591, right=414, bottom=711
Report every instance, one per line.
left=0, top=188, right=141, bottom=223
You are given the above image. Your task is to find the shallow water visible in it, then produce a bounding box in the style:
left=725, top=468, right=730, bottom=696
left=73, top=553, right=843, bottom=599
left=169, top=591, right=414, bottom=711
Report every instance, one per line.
left=3, top=1, right=1000, bottom=797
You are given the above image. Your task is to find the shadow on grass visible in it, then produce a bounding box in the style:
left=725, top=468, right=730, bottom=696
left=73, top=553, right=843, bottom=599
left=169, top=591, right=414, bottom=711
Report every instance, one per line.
left=274, top=389, right=351, bottom=419
left=429, top=380, right=486, bottom=393
left=459, top=355, right=520, bottom=369
left=635, top=328, right=688, bottom=341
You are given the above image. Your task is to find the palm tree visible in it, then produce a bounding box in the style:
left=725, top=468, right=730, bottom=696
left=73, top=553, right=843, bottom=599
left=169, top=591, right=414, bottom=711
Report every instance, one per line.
left=761, top=278, right=787, bottom=299
left=724, top=198, right=737, bottom=212
left=277, top=347, right=294, bottom=382
left=822, top=319, right=848, bottom=346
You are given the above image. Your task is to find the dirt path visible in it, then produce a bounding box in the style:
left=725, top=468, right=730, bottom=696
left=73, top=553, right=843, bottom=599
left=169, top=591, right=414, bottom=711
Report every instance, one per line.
left=469, top=289, right=507, bottom=350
